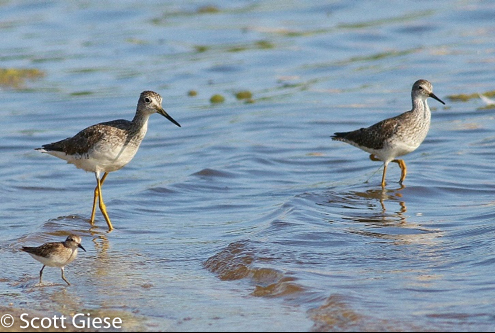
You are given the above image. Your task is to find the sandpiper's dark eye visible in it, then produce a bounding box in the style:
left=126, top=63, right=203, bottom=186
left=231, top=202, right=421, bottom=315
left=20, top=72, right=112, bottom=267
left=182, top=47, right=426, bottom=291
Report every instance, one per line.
left=418, top=86, right=424, bottom=90
left=144, top=97, right=151, bottom=103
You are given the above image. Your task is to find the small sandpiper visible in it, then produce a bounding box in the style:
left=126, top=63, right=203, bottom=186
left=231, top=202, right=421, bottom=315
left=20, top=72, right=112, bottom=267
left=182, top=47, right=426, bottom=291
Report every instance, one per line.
left=332, top=79, right=445, bottom=187
left=21, top=234, right=86, bottom=286
left=36, top=91, right=181, bottom=231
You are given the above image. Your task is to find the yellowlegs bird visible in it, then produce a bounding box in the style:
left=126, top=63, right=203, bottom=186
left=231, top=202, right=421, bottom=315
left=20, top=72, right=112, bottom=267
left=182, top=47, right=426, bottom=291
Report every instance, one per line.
left=21, top=234, right=86, bottom=286
left=332, top=79, right=445, bottom=187
left=36, top=91, right=181, bottom=231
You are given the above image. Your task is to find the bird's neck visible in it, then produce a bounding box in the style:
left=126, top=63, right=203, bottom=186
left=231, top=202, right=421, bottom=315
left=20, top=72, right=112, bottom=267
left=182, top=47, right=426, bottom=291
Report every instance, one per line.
left=412, top=98, right=431, bottom=120
left=131, top=110, right=151, bottom=133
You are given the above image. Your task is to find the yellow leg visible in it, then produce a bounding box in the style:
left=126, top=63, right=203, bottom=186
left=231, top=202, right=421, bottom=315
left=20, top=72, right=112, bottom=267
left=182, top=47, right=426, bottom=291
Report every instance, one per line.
left=90, top=172, right=109, bottom=224
left=370, top=155, right=388, bottom=187
left=381, top=163, right=388, bottom=188
left=392, top=159, right=407, bottom=184
left=95, top=173, right=114, bottom=231
left=371, top=155, right=407, bottom=186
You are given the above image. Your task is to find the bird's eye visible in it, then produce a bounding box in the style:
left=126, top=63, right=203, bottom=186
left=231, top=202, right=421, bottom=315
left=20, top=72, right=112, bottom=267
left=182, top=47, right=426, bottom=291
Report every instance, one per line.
left=144, top=97, right=151, bottom=103
left=418, top=86, right=424, bottom=90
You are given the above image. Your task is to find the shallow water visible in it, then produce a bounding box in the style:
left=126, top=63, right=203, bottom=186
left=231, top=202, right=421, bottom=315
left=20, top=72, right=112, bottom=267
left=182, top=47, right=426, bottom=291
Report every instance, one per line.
left=1, top=0, right=495, bottom=331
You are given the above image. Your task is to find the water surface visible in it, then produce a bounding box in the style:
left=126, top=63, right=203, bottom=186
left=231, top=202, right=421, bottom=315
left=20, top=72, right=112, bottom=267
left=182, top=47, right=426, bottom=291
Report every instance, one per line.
left=1, top=0, right=495, bottom=331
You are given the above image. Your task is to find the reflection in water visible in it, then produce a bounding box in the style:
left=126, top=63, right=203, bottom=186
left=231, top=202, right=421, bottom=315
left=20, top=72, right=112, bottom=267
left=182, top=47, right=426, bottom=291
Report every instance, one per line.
left=42, top=287, right=83, bottom=313
left=320, top=186, right=442, bottom=247
left=89, top=229, right=110, bottom=256
left=352, top=185, right=406, bottom=217
left=321, top=185, right=407, bottom=225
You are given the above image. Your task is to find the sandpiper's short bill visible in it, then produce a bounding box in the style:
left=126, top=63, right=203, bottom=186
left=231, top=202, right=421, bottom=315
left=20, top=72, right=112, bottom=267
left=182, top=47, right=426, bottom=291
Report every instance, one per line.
left=21, top=234, right=86, bottom=286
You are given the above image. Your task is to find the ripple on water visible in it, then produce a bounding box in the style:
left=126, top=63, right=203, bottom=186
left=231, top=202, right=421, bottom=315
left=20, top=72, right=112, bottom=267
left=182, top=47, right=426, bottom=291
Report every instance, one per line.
left=204, top=240, right=305, bottom=298
left=308, top=294, right=424, bottom=332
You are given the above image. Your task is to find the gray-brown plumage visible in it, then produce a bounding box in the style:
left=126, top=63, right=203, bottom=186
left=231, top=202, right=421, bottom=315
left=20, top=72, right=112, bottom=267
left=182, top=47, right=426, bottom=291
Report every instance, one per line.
left=21, top=235, right=86, bottom=286
left=332, top=79, right=445, bottom=187
left=36, top=91, right=181, bottom=231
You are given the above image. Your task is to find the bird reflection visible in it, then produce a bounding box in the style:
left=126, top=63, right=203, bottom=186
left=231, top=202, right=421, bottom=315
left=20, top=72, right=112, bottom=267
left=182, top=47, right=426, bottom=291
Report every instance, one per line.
left=320, top=185, right=442, bottom=250
left=350, top=185, right=407, bottom=224
left=89, top=228, right=110, bottom=256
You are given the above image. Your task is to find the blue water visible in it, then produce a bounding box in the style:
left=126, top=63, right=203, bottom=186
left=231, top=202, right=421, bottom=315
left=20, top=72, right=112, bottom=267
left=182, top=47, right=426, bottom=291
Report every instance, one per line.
left=1, top=0, right=495, bottom=331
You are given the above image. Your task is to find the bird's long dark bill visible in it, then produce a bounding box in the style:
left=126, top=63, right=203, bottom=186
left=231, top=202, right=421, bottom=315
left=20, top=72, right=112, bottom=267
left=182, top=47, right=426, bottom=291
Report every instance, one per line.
left=159, top=108, right=181, bottom=127
left=78, top=244, right=87, bottom=252
left=430, top=93, right=445, bottom=105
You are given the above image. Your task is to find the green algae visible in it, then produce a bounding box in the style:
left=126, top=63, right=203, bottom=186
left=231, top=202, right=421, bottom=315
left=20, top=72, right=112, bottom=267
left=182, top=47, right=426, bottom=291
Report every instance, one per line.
left=0, top=68, right=44, bottom=89
left=235, top=90, right=252, bottom=100
left=447, top=90, right=495, bottom=102
left=227, top=40, right=275, bottom=53
left=210, top=94, right=225, bottom=103
left=197, top=5, right=221, bottom=14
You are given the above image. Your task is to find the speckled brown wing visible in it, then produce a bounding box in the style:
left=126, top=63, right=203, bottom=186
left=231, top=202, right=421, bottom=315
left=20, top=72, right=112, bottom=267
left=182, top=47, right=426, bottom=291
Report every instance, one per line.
left=40, top=120, right=129, bottom=156
left=22, top=242, right=63, bottom=257
left=332, top=114, right=404, bottom=150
